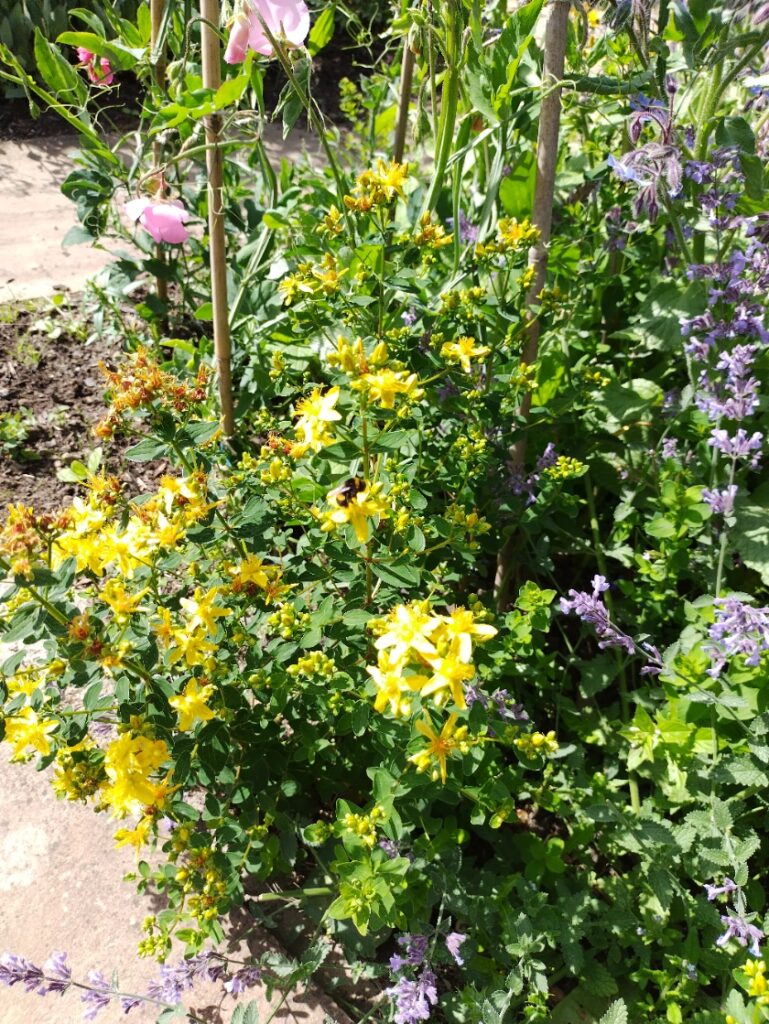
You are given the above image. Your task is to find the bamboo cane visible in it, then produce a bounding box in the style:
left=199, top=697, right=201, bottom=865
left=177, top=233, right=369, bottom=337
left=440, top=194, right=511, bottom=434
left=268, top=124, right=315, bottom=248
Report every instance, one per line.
left=150, top=0, right=168, bottom=309
left=494, top=0, right=570, bottom=607
left=200, top=0, right=235, bottom=436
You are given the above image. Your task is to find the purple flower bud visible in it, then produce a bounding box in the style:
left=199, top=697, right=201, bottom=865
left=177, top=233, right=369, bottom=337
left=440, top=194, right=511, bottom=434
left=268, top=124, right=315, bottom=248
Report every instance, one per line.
left=81, top=970, right=112, bottom=1020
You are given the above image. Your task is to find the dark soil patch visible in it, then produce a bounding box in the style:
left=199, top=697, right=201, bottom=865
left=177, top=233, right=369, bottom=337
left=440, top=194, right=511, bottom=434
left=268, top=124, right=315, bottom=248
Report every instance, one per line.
left=0, top=303, right=160, bottom=512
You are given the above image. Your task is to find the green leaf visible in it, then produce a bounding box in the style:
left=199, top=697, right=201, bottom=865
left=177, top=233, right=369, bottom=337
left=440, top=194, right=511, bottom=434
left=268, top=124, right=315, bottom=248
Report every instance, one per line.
left=598, top=999, right=628, bottom=1024
left=308, top=6, right=335, bottom=55
left=372, top=560, right=421, bottom=588
left=34, top=28, right=86, bottom=104
left=124, top=437, right=169, bottom=462
left=715, top=116, right=755, bottom=154
left=733, top=487, right=769, bottom=584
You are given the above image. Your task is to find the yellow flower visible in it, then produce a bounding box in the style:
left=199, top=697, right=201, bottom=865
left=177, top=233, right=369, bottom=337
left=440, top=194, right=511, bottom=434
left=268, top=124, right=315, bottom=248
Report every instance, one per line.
left=114, top=815, right=153, bottom=851
left=101, top=579, right=147, bottom=623
left=320, top=481, right=389, bottom=544
left=353, top=369, right=423, bottom=410
left=169, top=678, right=216, bottom=732
left=408, top=714, right=471, bottom=784
left=294, top=386, right=342, bottom=452
left=366, top=651, right=425, bottom=717
left=419, top=654, right=476, bottom=709
left=433, top=608, right=497, bottom=663
left=166, top=627, right=217, bottom=668
left=229, top=554, right=280, bottom=591
left=180, top=586, right=230, bottom=636
left=441, top=335, right=491, bottom=373
left=101, top=733, right=169, bottom=817
left=4, top=707, right=58, bottom=761
left=374, top=601, right=441, bottom=662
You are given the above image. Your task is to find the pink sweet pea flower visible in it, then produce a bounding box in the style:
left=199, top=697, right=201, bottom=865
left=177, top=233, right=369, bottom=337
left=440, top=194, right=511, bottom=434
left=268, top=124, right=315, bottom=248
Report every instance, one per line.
left=125, top=198, right=190, bottom=245
left=75, top=47, right=114, bottom=87
left=224, top=0, right=310, bottom=63
left=224, top=12, right=252, bottom=64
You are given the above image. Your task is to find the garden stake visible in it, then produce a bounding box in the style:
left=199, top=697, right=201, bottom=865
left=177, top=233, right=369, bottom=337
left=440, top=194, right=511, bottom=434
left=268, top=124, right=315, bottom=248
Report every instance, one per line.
left=200, top=0, right=235, bottom=436
left=495, top=0, right=570, bottom=609
left=150, top=0, right=168, bottom=311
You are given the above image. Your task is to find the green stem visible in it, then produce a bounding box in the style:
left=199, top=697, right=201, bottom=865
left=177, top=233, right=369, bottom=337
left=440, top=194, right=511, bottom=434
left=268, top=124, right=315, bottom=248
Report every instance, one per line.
left=422, top=7, right=461, bottom=214
left=714, top=456, right=738, bottom=596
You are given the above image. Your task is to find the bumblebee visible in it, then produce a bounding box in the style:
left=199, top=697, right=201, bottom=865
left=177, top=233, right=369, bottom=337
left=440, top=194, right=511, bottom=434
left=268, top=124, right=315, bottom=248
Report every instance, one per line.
left=333, top=477, right=366, bottom=507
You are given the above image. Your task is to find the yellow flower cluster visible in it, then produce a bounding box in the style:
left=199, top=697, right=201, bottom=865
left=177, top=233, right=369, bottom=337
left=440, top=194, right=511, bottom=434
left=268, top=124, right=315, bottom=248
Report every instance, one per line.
left=543, top=456, right=587, bottom=481
left=326, top=338, right=424, bottom=412
left=440, top=335, right=491, bottom=373
left=343, top=160, right=409, bottom=212
left=327, top=335, right=388, bottom=375
left=53, top=472, right=212, bottom=577
left=474, top=217, right=538, bottom=261
left=154, top=586, right=230, bottom=671
left=288, top=650, right=336, bottom=678
left=366, top=602, right=497, bottom=719
left=342, top=806, right=384, bottom=848
left=439, top=286, right=486, bottom=318
left=319, top=480, right=389, bottom=544
left=52, top=739, right=106, bottom=802
left=101, top=731, right=170, bottom=817
left=3, top=707, right=58, bottom=762
left=228, top=553, right=287, bottom=603
left=412, top=212, right=453, bottom=250
left=279, top=253, right=347, bottom=304
left=513, top=730, right=559, bottom=758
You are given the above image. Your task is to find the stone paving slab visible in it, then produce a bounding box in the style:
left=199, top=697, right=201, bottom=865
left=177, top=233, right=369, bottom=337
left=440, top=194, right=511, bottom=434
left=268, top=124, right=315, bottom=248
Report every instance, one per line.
left=0, top=125, right=314, bottom=305
left=0, top=749, right=348, bottom=1024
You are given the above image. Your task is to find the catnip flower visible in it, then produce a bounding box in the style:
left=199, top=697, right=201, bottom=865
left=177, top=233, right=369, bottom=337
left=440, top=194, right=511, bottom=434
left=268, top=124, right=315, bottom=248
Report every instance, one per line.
left=717, top=914, right=764, bottom=956
left=81, top=970, right=112, bottom=1020
left=445, top=932, right=467, bottom=966
left=705, top=878, right=739, bottom=901
left=223, top=966, right=262, bottom=995
left=386, top=970, right=438, bottom=1024
left=708, top=428, right=763, bottom=464
left=702, top=485, right=738, bottom=517
left=390, top=934, right=429, bottom=972
left=705, top=597, right=769, bottom=677
left=125, top=198, right=191, bottom=245
left=75, top=47, right=114, bottom=86
left=225, top=0, right=310, bottom=62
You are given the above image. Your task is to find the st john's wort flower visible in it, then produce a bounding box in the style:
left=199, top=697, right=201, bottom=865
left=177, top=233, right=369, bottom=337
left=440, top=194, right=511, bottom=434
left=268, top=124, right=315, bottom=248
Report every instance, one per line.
left=125, top=198, right=190, bottom=245
left=225, top=0, right=310, bottom=62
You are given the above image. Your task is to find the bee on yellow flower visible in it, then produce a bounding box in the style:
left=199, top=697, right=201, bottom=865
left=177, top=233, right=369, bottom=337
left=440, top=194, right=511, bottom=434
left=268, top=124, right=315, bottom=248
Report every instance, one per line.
left=319, top=480, right=389, bottom=544
left=408, top=714, right=472, bottom=784
left=169, top=678, right=216, bottom=732
left=441, top=335, right=491, bottom=374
